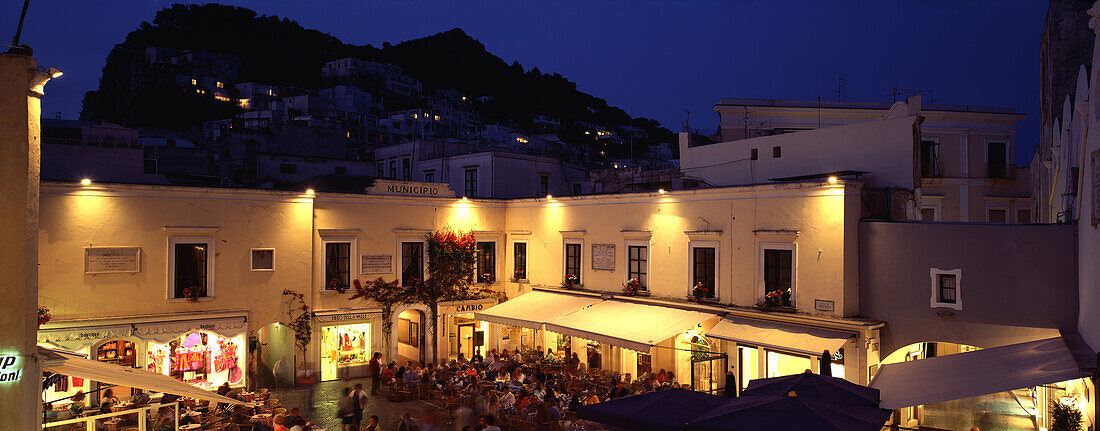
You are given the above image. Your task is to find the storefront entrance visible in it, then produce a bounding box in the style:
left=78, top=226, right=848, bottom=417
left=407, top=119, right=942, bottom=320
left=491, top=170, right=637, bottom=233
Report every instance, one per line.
left=146, top=330, right=246, bottom=389
left=320, top=322, right=372, bottom=381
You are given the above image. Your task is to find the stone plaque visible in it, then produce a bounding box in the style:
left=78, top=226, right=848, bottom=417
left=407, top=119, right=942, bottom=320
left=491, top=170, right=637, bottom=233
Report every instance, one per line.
left=814, top=299, right=835, bottom=312
left=367, top=179, right=456, bottom=197
left=591, top=244, right=615, bottom=271
left=361, top=254, right=392, bottom=274
left=85, top=247, right=141, bottom=274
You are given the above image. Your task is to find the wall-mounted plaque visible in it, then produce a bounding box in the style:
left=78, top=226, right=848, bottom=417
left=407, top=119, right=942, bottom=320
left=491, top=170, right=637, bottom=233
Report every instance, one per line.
left=814, top=299, right=835, bottom=312
left=251, top=248, right=274, bottom=271
left=85, top=247, right=141, bottom=274
left=361, top=254, right=392, bottom=274
left=591, top=244, right=615, bottom=271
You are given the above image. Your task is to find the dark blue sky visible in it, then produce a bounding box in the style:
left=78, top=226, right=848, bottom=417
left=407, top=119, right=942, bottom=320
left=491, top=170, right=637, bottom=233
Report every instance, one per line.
left=8, top=0, right=1047, bottom=164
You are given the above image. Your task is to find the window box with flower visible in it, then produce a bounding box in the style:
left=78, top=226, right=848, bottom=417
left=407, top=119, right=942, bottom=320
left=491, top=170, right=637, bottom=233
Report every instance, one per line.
left=562, top=273, right=581, bottom=290
left=689, top=282, right=718, bottom=303
left=38, top=306, right=51, bottom=327
left=621, top=278, right=648, bottom=297
left=182, top=285, right=206, bottom=303
left=755, top=288, right=795, bottom=312
left=511, top=268, right=528, bottom=283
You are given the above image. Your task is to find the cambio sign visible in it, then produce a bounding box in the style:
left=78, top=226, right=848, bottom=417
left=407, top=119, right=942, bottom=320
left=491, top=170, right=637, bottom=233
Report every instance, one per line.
left=0, top=354, right=21, bottom=382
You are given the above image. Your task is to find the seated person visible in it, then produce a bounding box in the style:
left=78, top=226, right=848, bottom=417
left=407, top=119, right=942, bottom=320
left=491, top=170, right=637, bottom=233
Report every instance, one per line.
left=69, top=391, right=87, bottom=416
left=284, top=407, right=313, bottom=430
left=130, top=389, right=151, bottom=406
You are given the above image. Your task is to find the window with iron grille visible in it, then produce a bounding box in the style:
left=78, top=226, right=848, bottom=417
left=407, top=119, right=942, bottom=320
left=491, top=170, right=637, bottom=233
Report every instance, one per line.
left=477, top=242, right=495, bottom=283
left=173, top=243, right=208, bottom=299
left=692, top=247, right=715, bottom=298
left=565, top=243, right=581, bottom=284
left=938, top=274, right=957, bottom=304
left=324, top=242, right=350, bottom=291
left=763, top=249, right=792, bottom=305
left=628, top=245, right=648, bottom=290
left=514, top=242, right=527, bottom=280
left=464, top=168, right=478, bottom=197
left=401, top=242, right=423, bottom=286
left=987, top=142, right=1008, bottom=178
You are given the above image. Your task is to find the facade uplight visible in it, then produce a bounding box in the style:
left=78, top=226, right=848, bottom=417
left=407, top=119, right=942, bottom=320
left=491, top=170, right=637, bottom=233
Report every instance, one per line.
left=546, top=194, right=553, bottom=200
left=305, top=188, right=315, bottom=196
left=80, top=178, right=91, bottom=186
left=658, top=189, right=666, bottom=194
left=462, top=196, right=469, bottom=201
left=827, top=176, right=838, bottom=184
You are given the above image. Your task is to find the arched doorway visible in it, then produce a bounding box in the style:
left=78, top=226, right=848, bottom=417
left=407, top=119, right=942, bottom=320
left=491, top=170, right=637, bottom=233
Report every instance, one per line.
left=396, top=309, right=425, bottom=365
left=257, top=322, right=294, bottom=387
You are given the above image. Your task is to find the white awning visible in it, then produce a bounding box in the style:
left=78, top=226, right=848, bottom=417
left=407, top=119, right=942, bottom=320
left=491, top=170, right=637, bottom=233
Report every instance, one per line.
left=870, top=337, right=1090, bottom=409
left=544, top=300, right=719, bottom=352
left=474, top=291, right=601, bottom=330
left=706, top=317, right=854, bottom=356
left=39, top=346, right=246, bottom=406
left=38, top=325, right=133, bottom=350
left=134, top=317, right=247, bottom=343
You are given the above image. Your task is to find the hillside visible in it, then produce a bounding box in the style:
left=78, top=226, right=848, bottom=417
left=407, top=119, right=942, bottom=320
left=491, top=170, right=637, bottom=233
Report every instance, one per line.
left=79, top=3, right=675, bottom=160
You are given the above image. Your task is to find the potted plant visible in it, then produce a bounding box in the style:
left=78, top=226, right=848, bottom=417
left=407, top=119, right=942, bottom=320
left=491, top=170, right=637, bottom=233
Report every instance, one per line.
left=757, top=288, right=795, bottom=312
left=513, top=269, right=527, bottom=281
left=480, top=272, right=495, bottom=284
left=327, top=276, right=348, bottom=293
left=38, top=306, right=51, bottom=327
left=690, top=282, right=711, bottom=301
left=562, top=273, right=580, bottom=290
left=1051, top=400, right=1083, bottom=431
left=622, top=278, right=643, bottom=297
left=183, top=285, right=204, bottom=303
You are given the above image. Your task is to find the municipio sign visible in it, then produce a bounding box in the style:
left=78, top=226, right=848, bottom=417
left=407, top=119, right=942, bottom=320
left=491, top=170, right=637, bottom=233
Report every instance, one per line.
left=367, top=180, right=456, bottom=198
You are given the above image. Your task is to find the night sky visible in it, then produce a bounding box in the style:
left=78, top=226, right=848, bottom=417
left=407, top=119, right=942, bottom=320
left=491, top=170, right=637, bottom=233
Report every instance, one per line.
left=7, top=0, right=1047, bottom=164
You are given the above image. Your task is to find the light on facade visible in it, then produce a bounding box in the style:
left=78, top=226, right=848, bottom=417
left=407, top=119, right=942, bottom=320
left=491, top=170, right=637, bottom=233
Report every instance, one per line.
left=827, top=176, right=838, bottom=184
left=658, top=189, right=666, bottom=194
left=546, top=194, right=553, bottom=200
left=462, top=196, right=468, bottom=201
left=80, top=178, right=91, bottom=186
left=305, top=188, right=315, bottom=196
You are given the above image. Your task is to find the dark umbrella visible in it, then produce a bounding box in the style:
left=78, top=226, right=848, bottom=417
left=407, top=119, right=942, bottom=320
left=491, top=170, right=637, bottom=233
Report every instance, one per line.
left=577, top=388, right=730, bottom=431
left=685, top=390, right=892, bottom=431
left=743, top=370, right=881, bottom=407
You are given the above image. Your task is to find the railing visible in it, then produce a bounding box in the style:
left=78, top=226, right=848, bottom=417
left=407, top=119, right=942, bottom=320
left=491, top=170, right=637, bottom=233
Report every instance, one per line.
left=43, top=401, right=179, bottom=431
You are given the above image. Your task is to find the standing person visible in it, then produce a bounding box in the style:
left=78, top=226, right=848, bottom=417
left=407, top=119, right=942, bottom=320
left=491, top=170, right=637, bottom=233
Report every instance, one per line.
left=349, top=383, right=368, bottom=430
left=724, top=366, right=738, bottom=398
left=397, top=411, right=419, bottom=431
left=369, top=352, right=383, bottom=395
left=337, top=387, right=354, bottom=431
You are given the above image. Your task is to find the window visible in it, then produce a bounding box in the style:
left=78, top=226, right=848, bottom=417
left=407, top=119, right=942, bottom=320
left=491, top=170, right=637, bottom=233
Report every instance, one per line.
left=738, top=346, right=758, bottom=390
left=280, top=163, right=297, bottom=174
left=389, top=161, right=397, bottom=179
left=464, top=168, right=478, bottom=198
left=763, top=248, right=794, bottom=306
left=402, top=158, right=411, bottom=181
left=324, top=242, right=351, bottom=291
left=401, top=242, right=424, bottom=286
left=772, top=146, right=782, bottom=158
left=250, top=249, right=274, bottom=271
left=216, top=81, right=224, bottom=89
left=920, top=140, right=940, bottom=177
left=1017, top=209, right=1032, bottom=224
left=930, top=268, right=962, bottom=310
left=318, top=136, right=329, bottom=148
left=335, top=166, right=347, bottom=175
left=171, top=241, right=210, bottom=299
left=376, top=162, right=384, bottom=177
left=920, top=207, right=937, bottom=221
left=637, top=353, right=652, bottom=376
left=424, top=170, right=435, bottom=183
left=573, top=184, right=582, bottom=195
left=628, top=245, right=648, bottom=290
left=190, top=78, right=197, bottom=86
left=692, top=247, right=716, bottom=298
left=565, top=243, right=582, bottom=284
left=766, top=350, right=812, bottom=378
left=476, top=242, right=495, bottom=283
left=988, top=208, right=1007, bottom=223
left=987, top=142, right=1008, bottom=178
left=514, top=242, right=527, bottom=280
left=539, top=175, right=550, bottom=196
left=750, top=148, right=758, bottom=160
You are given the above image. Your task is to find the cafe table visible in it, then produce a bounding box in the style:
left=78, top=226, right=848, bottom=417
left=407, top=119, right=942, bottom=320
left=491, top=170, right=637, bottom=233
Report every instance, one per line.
left=179, top=425, right=202, bottom=431
left=250, top=413, right=274, bottom=427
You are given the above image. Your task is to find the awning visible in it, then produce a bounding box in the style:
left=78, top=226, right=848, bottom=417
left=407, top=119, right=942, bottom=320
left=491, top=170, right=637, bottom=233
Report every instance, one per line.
left=38, top=324, right=133, bottom=350
left=134, top=317, right=247, bottom=343
left=706, top=317, right=854, bottom=356
left=39, top=346, right=246, bottom=406
left=475, top=291, right=601, bottom=330
left=870, top=337, right=1092, bottom=409
left=545, top=300, right=719, bottom=352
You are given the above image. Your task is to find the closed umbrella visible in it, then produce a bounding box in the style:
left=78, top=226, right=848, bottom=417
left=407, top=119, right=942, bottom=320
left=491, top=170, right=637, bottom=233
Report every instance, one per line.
left=819, top=350, right=832, bottom=377
left=685, top=390, right=892, bottom=431
left=577, top=388, right=730, bottom=431
left=743, top=370, right=880, bottom=407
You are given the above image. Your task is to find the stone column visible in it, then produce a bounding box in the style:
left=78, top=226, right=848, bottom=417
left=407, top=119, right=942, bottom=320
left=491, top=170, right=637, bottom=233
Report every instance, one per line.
left=0, top=52, right=43, bottom=431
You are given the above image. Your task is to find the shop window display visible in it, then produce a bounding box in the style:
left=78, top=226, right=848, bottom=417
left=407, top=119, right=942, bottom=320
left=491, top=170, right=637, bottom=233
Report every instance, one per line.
left=321, top=323, right=371, bottom=381
left=147, top=330, right=245, bottom=389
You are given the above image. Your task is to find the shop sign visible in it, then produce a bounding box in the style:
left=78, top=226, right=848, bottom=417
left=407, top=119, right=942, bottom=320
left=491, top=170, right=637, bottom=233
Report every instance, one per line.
left=85, top=247, right=141, bottom=274
left=0, top=355, right=21, bottom=383
left=591, top=244, right=615, bottom=271
left=440, top=299, right=497, bottom=315
left=316, top=312, right=376, bottom=322
left=360, top=255, right=392, bottom=274
left=367, top=180, right=456, bottom=198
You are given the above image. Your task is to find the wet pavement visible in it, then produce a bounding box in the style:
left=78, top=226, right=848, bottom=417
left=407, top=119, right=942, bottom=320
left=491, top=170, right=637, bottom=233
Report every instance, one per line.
left=268, top=377, right=449, bottom=431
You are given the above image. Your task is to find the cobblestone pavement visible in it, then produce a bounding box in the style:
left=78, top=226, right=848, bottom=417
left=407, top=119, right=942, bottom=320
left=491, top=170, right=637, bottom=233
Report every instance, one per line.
left=269, top=378, right=449, bottom=431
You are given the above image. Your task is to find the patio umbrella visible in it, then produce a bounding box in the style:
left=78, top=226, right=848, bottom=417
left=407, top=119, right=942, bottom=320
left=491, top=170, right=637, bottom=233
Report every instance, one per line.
left=577, top=388, right=730, bottom=431
left=743, top=371, right=881, bottom=407
left=685, top=390, right=892, bottom=431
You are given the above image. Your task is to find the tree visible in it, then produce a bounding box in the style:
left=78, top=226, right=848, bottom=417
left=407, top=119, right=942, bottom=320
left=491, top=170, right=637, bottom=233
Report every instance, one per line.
left=349, top=277, right=410, bottom=361
left=281, top=289, right=311, bottom=380
left=1051, top=401, right=1083, bottom=431
left=408, top=229, right=476, bottom=363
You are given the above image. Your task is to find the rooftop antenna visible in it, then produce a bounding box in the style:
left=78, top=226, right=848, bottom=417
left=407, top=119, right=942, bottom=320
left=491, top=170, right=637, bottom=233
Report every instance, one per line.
left=682, top=108, right=691, bottom=132
left=887, top=85, right=934, bottom=104
left=834, top=77, right=849, bottom=101
left=817, top=73, right=822, bottom=128
left=11, top=0, right=30, bottom=46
